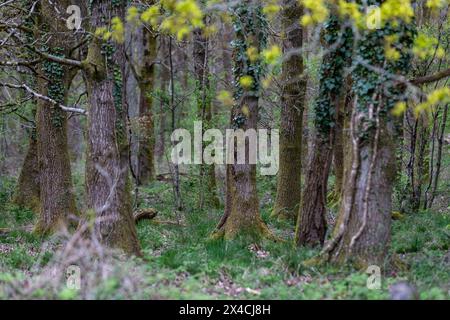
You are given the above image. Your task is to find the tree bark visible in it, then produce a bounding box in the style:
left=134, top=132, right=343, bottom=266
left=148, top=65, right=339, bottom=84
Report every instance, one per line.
left=220, top=97, right=271, bottom=239
left=295, top=18, right=352, bottom=247
left=272, top=0, right=306, bottom=220
left=332, top=77, right=352, bottom=198
left=136, top=26, right=157, bottom=185
left=34, top=0, right=78, bottom=233
left=13, top=127, right=40, bottom=212
left=84, top=0, right=140, bottom=255
left=214, top=2, right=272, bottom=240
left=327, top=112, right=396, bottom=266
left=323, top=21, right=413, bottom=267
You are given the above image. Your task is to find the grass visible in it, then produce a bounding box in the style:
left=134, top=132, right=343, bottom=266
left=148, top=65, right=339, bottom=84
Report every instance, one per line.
left=0, top=174, right=449, bottom=300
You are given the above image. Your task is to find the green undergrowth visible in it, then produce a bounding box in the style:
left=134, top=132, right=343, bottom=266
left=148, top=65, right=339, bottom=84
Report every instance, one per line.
left=0, top=175, right=448, bottom=299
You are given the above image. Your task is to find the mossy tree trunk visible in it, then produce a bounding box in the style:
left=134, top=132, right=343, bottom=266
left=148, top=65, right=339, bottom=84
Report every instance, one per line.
left=136, top=25, right=157, bottom=185
left=34, top=0, right=78, bottom=233
left=13, top=6, right=40, bottom=212
left=214, top=2, right=272, bottom=240
left=295, top=18, right=352, bottom=247
left=322, top=21, right=414, bottom=267
left=84, top=0, right=140, bottom=255
left=272, top=0, right=306, bottom=221
left=13, top=125, right=40, bottom=212
left=221, top=96, right=271, bottom=239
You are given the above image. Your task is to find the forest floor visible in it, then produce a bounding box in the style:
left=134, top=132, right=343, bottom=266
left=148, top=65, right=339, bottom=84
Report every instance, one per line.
left=0, top=171, right=449, bottom=299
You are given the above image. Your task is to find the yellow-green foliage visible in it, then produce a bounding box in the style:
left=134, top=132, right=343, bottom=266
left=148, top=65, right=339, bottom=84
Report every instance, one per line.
left=94, top=16, right=124, bottom=43
left=415, top=88, right=450, bottom=116
left=140, top=0, right=204, bottom=40
left=262, top=45, right=282, bottom=65
left=413, top=33, right=445, bottom=60
left=239, top=75, right=254, bottom=90
left=301, top=0, right=449, bottom=28
left=393, top=88, right=450, bottom=117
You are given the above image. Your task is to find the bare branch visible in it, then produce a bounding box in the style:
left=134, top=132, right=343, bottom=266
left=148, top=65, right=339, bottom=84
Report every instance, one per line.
left=411, top=67, right=450, bottom=85
left=28, top=45, right=83, bottom=68
left=0, top=82, right=87, bottom=115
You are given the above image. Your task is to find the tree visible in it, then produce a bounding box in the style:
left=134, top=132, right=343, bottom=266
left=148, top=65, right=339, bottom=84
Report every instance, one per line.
left=272, top=0, right=307, bottom=221
left=322, top=21, right=414, bottom=266
left=295, top=17, right=352, bottom=246
left=13, top=123, right=40, bottom=212
left=34, top=0, right=78, bottom=233
left=213, top=2, right=272, bottom=240
left=84, top=0, right=140, bottom=255
left=136, top=18, right=158, bottom=185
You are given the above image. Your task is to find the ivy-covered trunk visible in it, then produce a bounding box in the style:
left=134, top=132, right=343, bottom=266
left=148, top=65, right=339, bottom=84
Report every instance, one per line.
left=323, top=22, right=414, bottom=267
left=84, top=0, right=140, bottom=255
left=214, top=2, right=272, bottom=240
left=272, top=0, right=306, bottom=221
left=35, top=0, right=78, bottom=233
left=295, top=18, right=352, bottom=247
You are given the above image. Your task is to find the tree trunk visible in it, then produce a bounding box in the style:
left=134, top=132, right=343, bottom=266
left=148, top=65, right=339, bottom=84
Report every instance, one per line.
left=415, top=115, right=429, bottom=209
left=221, top=97, right=271, bottom=239
left=428, top=104, right=448, bottom=208
left=34, top=0, right=78, bottom=233
left=84, top=0, right=140, bottom=255
left=328, top=113, right=396, bottom=266
left=295, top=18, right=352, bottom=247
left=296, top=136, right=331, bottom=246
left=272, top=0, right=306, bottom=220
left=322, top=22, right=413, bottom=267
left=214, top=2, right=272, bottom=240
left=136, top=26, right=157, bottom=185
left=332, top=77, right=352, bottom=198
left=13, top=127, right=40, bottom=212
left=221, top=23, right=234, bottom=224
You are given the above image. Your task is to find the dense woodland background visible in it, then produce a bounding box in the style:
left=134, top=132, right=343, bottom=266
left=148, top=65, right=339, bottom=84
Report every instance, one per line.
left=0, top=0, right=449, bottom=299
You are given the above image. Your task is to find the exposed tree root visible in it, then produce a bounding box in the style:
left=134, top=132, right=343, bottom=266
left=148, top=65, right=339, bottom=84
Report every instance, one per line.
left=133, top=208, right=185, bottom=227
left=133, top=208, right=158, bottom=223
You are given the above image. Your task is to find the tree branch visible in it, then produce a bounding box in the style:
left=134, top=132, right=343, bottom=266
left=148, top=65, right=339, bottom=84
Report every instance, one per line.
left=0, top=82, right=87, bottom=115
left=27, top=45, right=83, bottom=68
left=411, top=67, right=450, bottom=85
